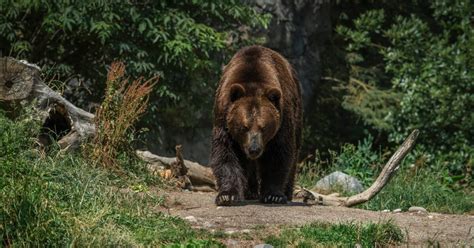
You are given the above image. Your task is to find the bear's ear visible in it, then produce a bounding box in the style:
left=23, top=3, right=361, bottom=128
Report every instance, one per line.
left=266, top=88, right=281, bottom=106
left=229, top=84, right=245, bottom=102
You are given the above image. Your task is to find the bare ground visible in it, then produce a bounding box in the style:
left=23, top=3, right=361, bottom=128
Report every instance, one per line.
left=157, top=190, right=474, bottom=247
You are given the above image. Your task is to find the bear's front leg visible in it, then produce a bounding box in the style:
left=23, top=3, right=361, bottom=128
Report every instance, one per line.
left=259, top=145, right=292, bottom=204
left=210, top=127, right=246, bottom=206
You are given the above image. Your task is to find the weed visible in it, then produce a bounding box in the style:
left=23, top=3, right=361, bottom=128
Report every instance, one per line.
left=87, top=61, right=157, bottom=169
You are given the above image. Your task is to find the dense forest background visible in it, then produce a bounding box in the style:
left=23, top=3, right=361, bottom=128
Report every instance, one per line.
left=1, top=0, right=472, bottom=185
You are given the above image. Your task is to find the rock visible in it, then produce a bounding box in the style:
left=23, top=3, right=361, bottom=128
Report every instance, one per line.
left=225, top=228, right=237, bottom=235
left=254, top=244, right=274, bottom=248
left=226, top=239, right=239, bottom=247
left=408, top=206, right=428, bottom=214
left=393, top=208, right=402, bottom=213
left=203, top=221, right=214, bottom=228
left=381, top=209, right=390, bottom=213
left=248, top=0, right=332, bottom=110
left=241, top=229, right=251, bottom=233
left=314, top=171, right=364, bottom=194
left=184, top=216, right=197, bottom=222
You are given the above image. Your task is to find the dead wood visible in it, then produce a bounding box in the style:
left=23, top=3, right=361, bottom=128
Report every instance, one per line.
left=136, top=150, right=216, bottom=190
left=295, top=129, right=419, bottom=207
left=0, top=57, right=95, bottom=150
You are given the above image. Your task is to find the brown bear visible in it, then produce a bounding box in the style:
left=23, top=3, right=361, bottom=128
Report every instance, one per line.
left=210, top=45, right=302, bottom=206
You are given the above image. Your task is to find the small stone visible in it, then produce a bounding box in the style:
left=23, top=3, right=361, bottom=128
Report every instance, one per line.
left=382, top=209, right=390, bottom=213
left=393, top=208, right=402, bottom=213
left=428, top=215, right=433, bottom=219
left=254, top=244, right=274, bottom=248
left=241, top=229, right=251, bottom=233
left=227, top=239, right=238, bottom=246
left=408, top=206, right=428, bottom=213
left=225, top=228, right=237, bottom=235
left=216, top=206, right=223, bottom=210
left=203, top=221, right=214, bottom=228
left=184, top=216, right=197, bottom=222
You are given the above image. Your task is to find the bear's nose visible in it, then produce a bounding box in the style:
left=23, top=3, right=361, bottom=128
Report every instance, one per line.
left=249, top=144, right=262, bottom=156
left=248, top=140, right=262, bottom=158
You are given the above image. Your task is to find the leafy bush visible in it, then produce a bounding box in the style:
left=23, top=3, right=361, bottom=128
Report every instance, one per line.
left=87, top=61, right=156, bottom=169
left=0, top=109, right=220, bottom=246
left=335, top=0, right=473, bottom=178
left=0, top=0, right=270, bottom=142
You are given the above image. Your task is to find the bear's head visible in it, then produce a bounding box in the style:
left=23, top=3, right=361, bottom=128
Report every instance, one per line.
left=226, top=83, right=281, bottom=160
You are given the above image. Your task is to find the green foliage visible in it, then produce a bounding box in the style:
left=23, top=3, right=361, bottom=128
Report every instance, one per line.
left=336, top=0, right=473, bottom=177
left=0, top=109, right=221, bottom=246
left=264, top=221, right=403, bottom=247
left=359, top=149, right=474, bottom=214
left=0, top=0, right=270, bottom=141
left=298, top=137, right=473, bottom=213
left=299, top=136, right=381, bottom=189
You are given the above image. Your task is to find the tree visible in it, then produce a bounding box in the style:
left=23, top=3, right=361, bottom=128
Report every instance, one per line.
left=335, top=0, right=473, bottom=176
left=0, top=0, right=270, bottom=143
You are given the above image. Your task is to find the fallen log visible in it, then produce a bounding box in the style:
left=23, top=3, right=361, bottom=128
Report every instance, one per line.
left=295, top=129, right=419, bottom=207
left=136, top=149, right=216, bottom=191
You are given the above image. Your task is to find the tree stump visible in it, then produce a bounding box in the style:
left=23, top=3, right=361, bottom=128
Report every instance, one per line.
left=0, top=57, right=95, bottom=150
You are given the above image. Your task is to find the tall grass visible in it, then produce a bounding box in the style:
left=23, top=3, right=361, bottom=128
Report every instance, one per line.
left=0, top=107, right=221, bottom=246
left=88, top=61, right=157, bottom=169
left=298, top=137, right=474, bottom=214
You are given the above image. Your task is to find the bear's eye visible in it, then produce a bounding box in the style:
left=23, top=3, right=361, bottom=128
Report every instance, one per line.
left=239, top=125, right=249, bottom=132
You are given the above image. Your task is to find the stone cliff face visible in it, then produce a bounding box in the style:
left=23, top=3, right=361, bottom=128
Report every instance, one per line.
left=249, top=0, right=332, bottom=108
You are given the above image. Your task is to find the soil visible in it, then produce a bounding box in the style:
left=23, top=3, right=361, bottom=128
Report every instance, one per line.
left=158, top=190, right=474, bottom=247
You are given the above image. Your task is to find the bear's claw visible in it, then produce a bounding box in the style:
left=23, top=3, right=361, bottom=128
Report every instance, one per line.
left=215, top=193, right=239, bottom=206
left=261, top=194, right=287, bottom=204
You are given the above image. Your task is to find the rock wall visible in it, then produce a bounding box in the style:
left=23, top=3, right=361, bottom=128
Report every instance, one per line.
left=249, top=0, right=332, bottom=108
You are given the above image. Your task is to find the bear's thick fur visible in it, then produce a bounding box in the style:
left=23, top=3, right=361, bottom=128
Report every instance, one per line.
left=210, top=46, right=302, bottom=205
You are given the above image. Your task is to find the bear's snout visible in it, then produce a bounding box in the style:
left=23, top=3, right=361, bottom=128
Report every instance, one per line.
left=246, top=132, right=263, bottom=160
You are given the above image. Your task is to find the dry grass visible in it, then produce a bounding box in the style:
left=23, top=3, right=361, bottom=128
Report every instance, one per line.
left=88, top=61, right=157, bottom=169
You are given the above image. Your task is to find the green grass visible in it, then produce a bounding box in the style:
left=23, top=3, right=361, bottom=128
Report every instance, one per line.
left=359, top=168, right=474, bottom=213
left=264, top=221, right=404, bottom=247
left=0, top=110, right=222, bottom=247
left=298, top=138, right=474, bottom=214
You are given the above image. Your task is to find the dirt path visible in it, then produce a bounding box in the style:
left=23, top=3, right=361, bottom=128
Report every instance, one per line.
left=159, top=191, right=474, bottom=247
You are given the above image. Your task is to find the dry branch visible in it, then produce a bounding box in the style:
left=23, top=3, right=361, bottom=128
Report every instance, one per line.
left=296, top=129, right=419, bottom=207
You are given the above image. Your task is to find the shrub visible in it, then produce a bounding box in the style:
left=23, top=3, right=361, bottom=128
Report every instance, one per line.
left=87, top=61, right=156, bottom=169
left=335, top=0, right=473, bottom=179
